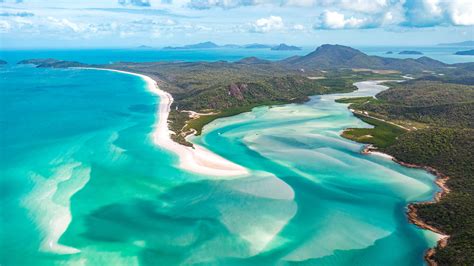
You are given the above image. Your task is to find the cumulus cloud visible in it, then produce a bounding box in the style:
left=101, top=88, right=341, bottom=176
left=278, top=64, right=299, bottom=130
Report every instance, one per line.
left=1, top=0, right=472, bottom=48
left=448, top=0, right=474, bottom=26
left=402, top=0, right=474, bottom=27
left=312, top=0, right=473, bottom=29
left=183, top=0, right=473, bottom=28
left=46, top=17, right=86, bottom=33
left=315, top=10, right=376, bottom=29
left=250, top=15, right=284, bottom=33
left=315, top=0, right=390, bottom=14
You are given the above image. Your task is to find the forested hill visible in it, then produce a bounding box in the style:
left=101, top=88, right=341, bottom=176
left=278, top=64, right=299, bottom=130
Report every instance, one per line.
left=279, top=44, right=448, bottom=72
left=338, top=78, right=474, bottom=265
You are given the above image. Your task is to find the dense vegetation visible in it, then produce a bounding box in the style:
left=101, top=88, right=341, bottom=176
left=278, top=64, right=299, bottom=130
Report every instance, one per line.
left=340, top=79, right=474, bottom=265
left=386, top=128, right=474, bottom=265
left=102, top=57, right=403, bottom=145
left=335, top=98, right=407, bottom=148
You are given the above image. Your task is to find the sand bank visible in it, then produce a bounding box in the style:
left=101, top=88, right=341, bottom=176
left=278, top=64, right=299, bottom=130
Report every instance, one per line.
left=81, top=68, right=248, bottom=177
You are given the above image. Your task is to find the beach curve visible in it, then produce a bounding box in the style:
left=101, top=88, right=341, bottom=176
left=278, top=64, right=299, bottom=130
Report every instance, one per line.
left=80, top=68, right=249, bottom=177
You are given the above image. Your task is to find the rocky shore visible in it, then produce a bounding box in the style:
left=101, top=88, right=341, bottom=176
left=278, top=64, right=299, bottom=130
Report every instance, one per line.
left=361, top=144, right=450, bottom=266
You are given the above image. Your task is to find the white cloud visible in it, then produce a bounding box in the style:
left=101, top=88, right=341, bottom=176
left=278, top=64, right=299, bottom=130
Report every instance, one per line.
left=315, top=10, right=372, bottom=29
left=293, top=24, right=305, bottom=30
left=310, top=0, right=389, bottom=13
left=0, top=20, right=12, bottom=33
left=447, top=0, right=474, bottom=26
left=1, top=0, right=472, bottom=48
left=284, top=0, right=315, bottom=7
left=47, top=17, right=85, bottom=33
left=250, top=15, right=284, bottom=33
left=402, top=0, right=474, bottom=27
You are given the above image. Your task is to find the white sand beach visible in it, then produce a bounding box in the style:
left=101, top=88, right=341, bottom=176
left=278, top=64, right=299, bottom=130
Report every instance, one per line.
left=81, top=68, right=248, bottom=177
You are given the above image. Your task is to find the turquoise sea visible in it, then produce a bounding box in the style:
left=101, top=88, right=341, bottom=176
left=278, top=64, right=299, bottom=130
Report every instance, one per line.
left=0, top=47, right=469, bottom=265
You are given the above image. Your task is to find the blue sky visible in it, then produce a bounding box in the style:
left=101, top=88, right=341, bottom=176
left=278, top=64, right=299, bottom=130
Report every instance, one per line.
left=0, top=0, right=473, bottom=48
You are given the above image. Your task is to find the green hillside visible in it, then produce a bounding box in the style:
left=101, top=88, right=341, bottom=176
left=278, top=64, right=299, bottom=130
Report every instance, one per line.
left=340, top=79, right=474, bottom=265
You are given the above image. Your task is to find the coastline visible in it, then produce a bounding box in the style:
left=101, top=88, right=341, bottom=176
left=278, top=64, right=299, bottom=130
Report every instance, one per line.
left=349, top=80, right=450, bottom=266
left=78, top=67, right=248, bottom=178
left=361, top=144, right=450, bottom=266
left=395, top=157, right=450, bottom=266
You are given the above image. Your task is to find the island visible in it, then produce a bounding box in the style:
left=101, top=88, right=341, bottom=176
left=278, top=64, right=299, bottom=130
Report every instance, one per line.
left=386, top=51, right=394, bottom=54
left=454, top=49, right=474, bottom=55
left=438, top=40, right=474, bottom=46
left=399, top=50, right=423, bottom=55
left=0, top=60, right=7, bottom=65
left=271, top=43, right=302, bottom=51
left=222, top=44, right=241, bottom=48
left=18, top=58, right=85, bottom=68
left=163, top=41, right=220, bottom=49
left=244, top=43, right=273, bottom=49
left=137, top=45, right=153, bottom=49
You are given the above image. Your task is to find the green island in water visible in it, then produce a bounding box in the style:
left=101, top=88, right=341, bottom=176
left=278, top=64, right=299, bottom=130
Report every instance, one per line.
left=7, top=44, right=474, bottom=265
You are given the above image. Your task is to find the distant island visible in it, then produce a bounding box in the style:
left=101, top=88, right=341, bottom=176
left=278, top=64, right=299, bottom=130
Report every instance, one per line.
left=222, top=44, right=241, bottom=48
left=386, top=51, right=393, bottom=54
left=164, top=41, right=220, bottom=49
left=454, top=49, right=474, bottom=56
left=271, top=43, right=301, bottom=51
left=163, top=41, right=301, bottom=50
left=0, top=60, right=7, bottom=65
left=18, top=58, right=84, bottom=68
left=244, top=43, right=272, bottom=49
left=137, top=45, right=153, bottom=49
left=438, top=40, right=474, bottom=46
left=399, top=51, right=423, bottom=55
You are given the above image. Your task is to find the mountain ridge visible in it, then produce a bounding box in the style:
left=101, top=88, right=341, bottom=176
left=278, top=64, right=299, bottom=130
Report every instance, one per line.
left=277, top=44, right=447, bottom=72
left=438, top=40, right=474, bottom=46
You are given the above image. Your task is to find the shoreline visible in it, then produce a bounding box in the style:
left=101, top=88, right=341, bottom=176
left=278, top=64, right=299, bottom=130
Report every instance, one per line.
left=78, top=67, right=248, bottom=178
left=362, top=145, right=450, bottom=266
left=394, top=157, right=450, bottom=266
left=349, top=79, right=450, bottom=266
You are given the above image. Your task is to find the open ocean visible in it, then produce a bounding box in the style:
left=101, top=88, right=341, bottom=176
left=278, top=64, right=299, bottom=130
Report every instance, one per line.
left=0, top=46, right=471, bottom=265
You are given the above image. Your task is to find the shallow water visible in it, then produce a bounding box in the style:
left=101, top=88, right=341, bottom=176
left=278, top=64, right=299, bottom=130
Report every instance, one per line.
left=1, top=64, right=439, bottom=265
left=193, top=81, right=440, bottom=265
